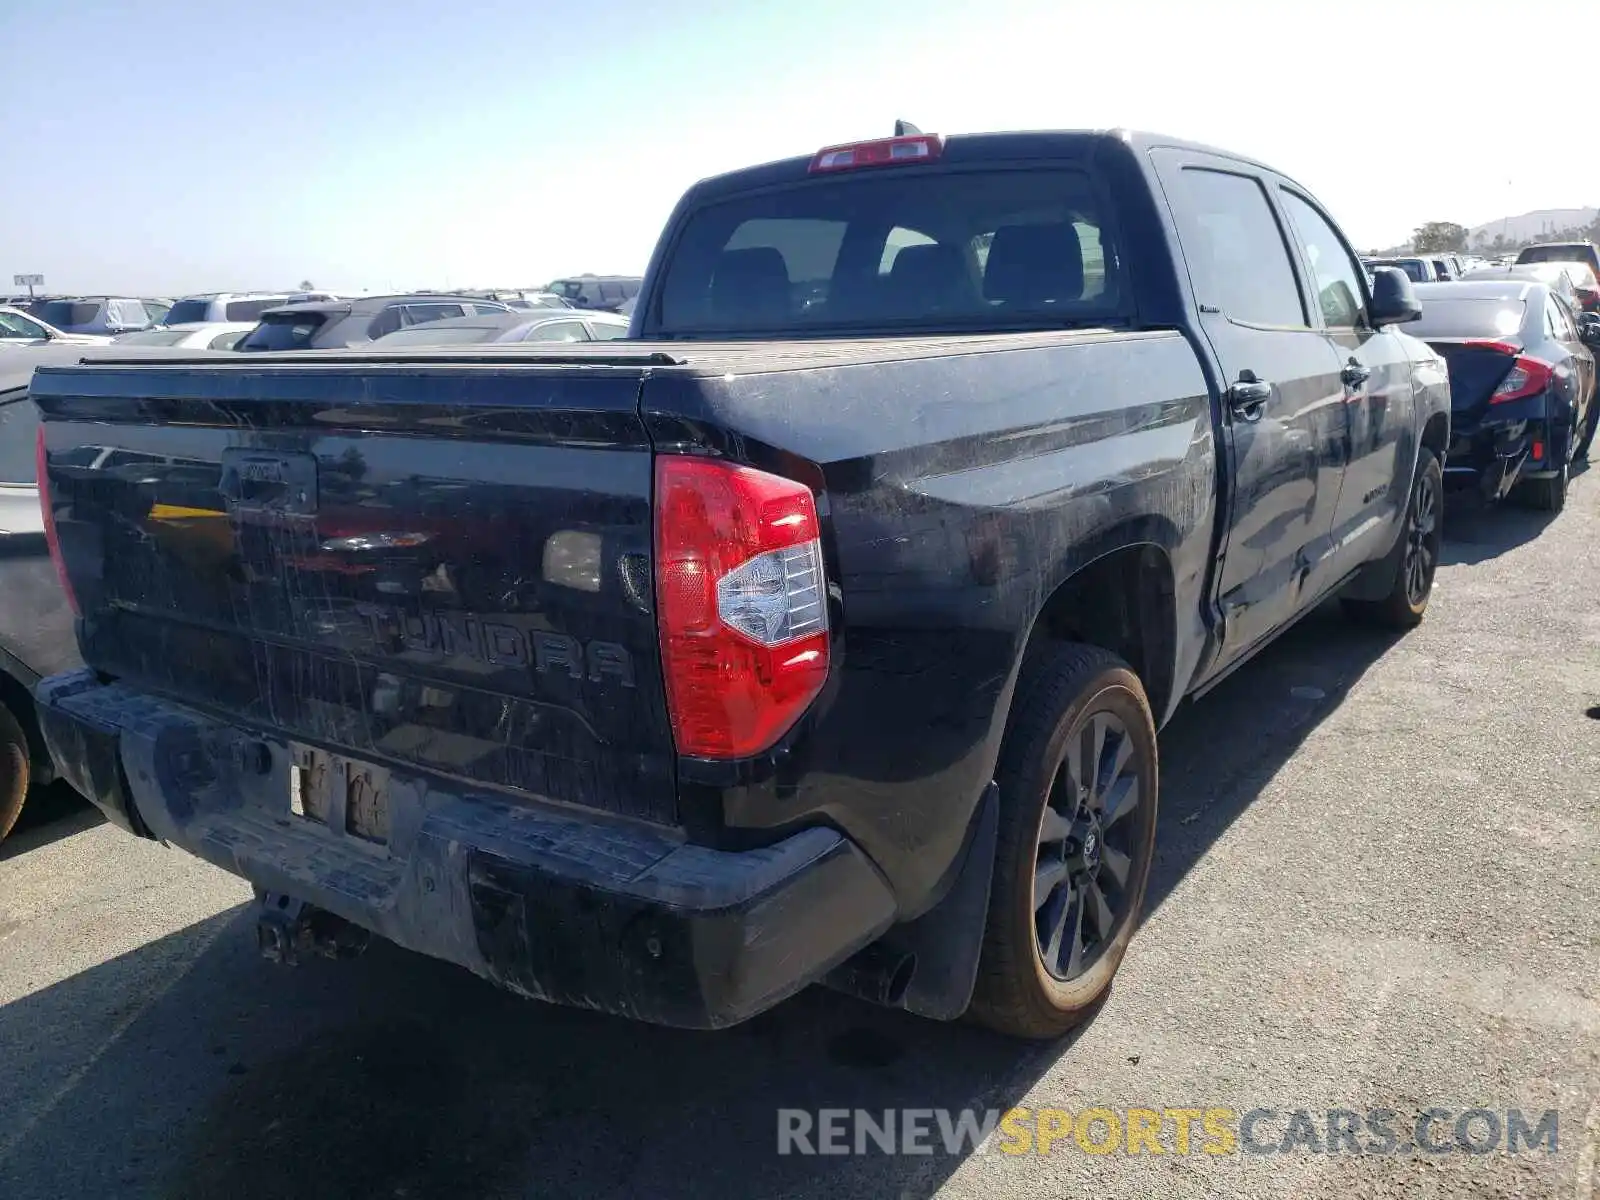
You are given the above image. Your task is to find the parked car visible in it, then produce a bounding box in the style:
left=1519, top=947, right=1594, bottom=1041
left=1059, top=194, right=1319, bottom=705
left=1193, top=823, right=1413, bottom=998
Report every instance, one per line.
left=1429, top=256, right=1461, bottom=281
left=0, top=305, right=111, bottom=347
left=30, top=127, right=1449, bottom=1038
left=1367, top=257, right=1438, bottom=283
left=235, top=294, right=513, bottom=352
left=370, top=310, right=630, bottom=348
left=1515, top=240, right=1600, bottom=286
left=0, top=341, right=198, bottom=841
left=1409, top=279, right=1600, bottom=508
left=113, top=322, right=257, bottom=350
left=544, top=274, right=643, bottom=311
left=1461, top=262, right=1591, bottom=312
left=505, top=292, right=573, bottom=311
left=26, top=297, right=170, bottom=336
left=162, top=293, right=325, bottom=325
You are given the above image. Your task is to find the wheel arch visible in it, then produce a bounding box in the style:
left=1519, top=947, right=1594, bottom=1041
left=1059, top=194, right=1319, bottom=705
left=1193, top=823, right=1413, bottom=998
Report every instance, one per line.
left=1020, top=521, right=1181, bottom=724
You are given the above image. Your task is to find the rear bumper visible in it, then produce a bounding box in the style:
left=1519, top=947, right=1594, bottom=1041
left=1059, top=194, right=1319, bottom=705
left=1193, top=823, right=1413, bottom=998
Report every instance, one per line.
left=1445, top=410, right=1561, bottom=497
left=34, top=670, right=897, bottom=1028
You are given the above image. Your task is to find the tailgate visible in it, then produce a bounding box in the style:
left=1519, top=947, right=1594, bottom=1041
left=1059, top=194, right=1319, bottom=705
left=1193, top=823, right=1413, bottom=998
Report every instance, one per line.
left=31, top=357, right=677, bottom=825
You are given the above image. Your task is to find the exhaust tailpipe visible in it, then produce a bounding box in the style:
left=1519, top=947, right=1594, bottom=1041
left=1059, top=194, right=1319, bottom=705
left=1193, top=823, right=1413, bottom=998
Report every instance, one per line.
left=823, top=943, right=917, bottom=1008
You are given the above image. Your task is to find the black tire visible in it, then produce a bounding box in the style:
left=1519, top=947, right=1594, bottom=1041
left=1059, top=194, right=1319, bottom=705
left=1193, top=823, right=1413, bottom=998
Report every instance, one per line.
left=0, top=703, right=30, bottom=844
left=1574, top=394, right=1599, bottom=462
left=1512, top=411, right=1576, bottom=513
left=968, top=644, right=1158, bottom=1040
left=1342, top=446, right=1443, bottom=630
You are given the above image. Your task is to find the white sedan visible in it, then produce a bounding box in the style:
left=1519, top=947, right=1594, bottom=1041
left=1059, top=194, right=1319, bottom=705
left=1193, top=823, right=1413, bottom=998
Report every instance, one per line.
left=112, top=322, right=257, bottom=351
left=0, top=305, right=112, bottom=347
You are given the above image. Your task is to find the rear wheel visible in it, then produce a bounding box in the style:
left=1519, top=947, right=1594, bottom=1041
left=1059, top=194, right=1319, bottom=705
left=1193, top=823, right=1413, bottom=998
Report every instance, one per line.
left=0, top=703, right=30, bottom=844
left=1342, top=446, right=1442, bottom=629
left=968, top=644, right=1158, bottom=1040
left=1574, top=395, right=1599, bottom=462
left=1516, top=416, right=1574, bottom=513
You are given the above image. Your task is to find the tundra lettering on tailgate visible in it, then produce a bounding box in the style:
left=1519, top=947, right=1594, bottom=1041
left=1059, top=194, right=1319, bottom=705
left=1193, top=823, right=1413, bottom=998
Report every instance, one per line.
left=320, top=604, right=637, bottom=688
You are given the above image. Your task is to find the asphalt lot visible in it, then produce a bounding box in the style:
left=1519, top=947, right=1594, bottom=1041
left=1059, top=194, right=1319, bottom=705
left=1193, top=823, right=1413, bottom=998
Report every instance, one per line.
left=1, top=477, right=1596, bottom=1200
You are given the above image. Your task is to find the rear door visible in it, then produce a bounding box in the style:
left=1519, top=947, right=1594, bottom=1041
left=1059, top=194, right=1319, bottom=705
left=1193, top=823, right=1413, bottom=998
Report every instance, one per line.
left=1153, top=151, right=1348, bottom=670
left=1545, top=295, right=1595, bottom=439
left=1277, top=186, right=1416, bottom=572
left=33, top=358, right=679, bottom=826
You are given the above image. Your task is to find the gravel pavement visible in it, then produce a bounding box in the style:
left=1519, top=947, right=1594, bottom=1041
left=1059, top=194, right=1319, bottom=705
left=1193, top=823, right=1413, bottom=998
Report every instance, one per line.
left=0, top=475, right=1595, bottom=1200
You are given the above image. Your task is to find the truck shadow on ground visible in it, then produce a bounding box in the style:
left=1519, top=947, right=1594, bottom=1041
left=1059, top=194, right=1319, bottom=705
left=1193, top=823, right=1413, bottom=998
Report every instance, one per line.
left=0, top=782, right=100, bottom=864
left=0, top=604, right=1402, bottom=1200
left=1438, top=460, right=1588, bottom=567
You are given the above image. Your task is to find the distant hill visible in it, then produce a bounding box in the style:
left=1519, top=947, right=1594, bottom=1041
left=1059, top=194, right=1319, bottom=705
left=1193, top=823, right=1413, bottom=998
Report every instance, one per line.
left=1467, top=207, right=1596, bottom=250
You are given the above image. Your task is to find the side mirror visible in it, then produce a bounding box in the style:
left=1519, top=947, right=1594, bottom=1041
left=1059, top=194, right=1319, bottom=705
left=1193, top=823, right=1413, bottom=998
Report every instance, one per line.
left=1579, top=314, right=1600, bottom=346
left=1368, top=267, right=1422, bottom=328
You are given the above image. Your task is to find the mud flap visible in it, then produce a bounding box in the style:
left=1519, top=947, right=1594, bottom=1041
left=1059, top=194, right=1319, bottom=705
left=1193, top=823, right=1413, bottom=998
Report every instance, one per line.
left=827, top=782, right=998, bottom=1021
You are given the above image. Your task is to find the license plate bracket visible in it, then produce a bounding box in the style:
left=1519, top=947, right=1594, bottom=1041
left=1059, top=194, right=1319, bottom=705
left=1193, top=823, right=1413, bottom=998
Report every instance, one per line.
left=289, top=746, right=392, bottom=846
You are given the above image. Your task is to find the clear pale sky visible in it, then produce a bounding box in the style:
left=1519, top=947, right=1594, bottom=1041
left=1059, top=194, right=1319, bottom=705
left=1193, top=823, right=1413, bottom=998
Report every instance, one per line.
left=3, top=0, right=1593, bottom=296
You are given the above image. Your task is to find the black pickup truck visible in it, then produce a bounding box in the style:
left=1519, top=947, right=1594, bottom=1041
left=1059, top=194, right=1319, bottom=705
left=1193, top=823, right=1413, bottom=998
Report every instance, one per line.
left=30, top=129, right=1450, bottom=1038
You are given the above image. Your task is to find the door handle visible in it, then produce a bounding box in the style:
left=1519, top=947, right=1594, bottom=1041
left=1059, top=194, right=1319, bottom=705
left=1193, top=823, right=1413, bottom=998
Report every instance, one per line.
left=1341, top=360, right=1371, bottom=388
left=1229, top=377, right=1272, bottom=421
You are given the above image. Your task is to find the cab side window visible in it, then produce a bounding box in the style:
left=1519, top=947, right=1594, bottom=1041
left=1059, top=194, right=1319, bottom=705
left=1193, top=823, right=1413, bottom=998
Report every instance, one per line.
left=1279, top=190, right=1366, bottom=329
left=1169, top=168, right=1306, bottom=328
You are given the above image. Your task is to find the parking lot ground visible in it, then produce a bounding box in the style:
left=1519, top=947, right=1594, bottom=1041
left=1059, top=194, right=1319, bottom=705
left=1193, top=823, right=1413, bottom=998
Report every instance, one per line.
left=0, top=475, right=1596, bottom=1200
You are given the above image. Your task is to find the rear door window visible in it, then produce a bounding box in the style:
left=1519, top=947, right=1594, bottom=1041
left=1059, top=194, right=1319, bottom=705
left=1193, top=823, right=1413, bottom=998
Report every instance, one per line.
left=1167, top=168, right=1307, bottom=328
left=224, top=297, right=288, bottom=321
left=523, top=320, right=589, bottom=342
left=401, top=304, right=466, bottom=327
left=39, top=301, right=102, bottom=328
left=238, top=313, right=327, bottom=351
left=0, top=392, right=41, bottom=484
left=164, top=299, right=212, bottom=324
left=0, top=311, right=49, bottom=338
left=654, top=168, right=1122, bottom=336
left=1547, top=297, right=1576, bottom=341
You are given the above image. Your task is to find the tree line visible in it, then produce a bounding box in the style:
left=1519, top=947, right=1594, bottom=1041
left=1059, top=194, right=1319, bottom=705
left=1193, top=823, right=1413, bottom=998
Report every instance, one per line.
left=1369, top=211, right=1600, bottom=256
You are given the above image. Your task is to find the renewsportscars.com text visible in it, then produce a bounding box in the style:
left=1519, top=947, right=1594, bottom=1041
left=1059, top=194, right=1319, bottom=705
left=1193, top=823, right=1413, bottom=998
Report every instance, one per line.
left=776, top=1107, right=1559, bottom=1157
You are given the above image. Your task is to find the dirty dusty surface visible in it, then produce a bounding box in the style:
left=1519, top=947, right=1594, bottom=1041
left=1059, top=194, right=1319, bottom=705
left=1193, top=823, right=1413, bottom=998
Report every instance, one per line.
left=0, top=480, right=1596, bottom=1200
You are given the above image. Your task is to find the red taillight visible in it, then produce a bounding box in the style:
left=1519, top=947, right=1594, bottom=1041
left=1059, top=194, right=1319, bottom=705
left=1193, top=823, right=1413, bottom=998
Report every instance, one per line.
left=654, top=457, right=829, bottom=759
left=1490, top=356, right=1554, bottom=404
left=35, top=426, right=81, bottom=617
left=809, top=134, right=943, bottom=173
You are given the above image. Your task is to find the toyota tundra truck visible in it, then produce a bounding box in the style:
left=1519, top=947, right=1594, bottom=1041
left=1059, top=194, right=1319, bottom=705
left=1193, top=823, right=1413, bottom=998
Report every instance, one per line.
left=29, top=129, right=1450, bottom=1038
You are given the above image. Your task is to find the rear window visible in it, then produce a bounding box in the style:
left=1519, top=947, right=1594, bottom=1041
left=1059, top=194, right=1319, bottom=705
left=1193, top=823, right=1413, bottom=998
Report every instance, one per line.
left=164, top=299, right=212, bottom=325
left=0, top=391, right=41, bottom=484
left=653, top=168, right=1122, bottom=337
left=1517, top=244, right=1592, bottom=266
left=1407, top=298, right=1526, bottom=339
left=237, top=312, right=327, bottom=352
left=114, top=328, right=191, bottom=345
left=1374, top=260, right=1428, bottom=283
left=37, top=301, right=101, bottom=327
left=224, top=297, right=288, bottom=321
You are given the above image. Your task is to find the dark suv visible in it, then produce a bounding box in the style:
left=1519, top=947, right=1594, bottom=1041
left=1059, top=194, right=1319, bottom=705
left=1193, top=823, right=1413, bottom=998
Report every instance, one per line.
left=543, top=275, right=642, bottom=312
left=237, top=294, right=512, bottom=352
left=1516, top=241, right=1600, bottom=290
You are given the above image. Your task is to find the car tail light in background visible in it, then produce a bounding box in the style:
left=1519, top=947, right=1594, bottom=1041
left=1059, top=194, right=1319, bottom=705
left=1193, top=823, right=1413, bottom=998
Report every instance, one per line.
left=1488, top=356, right=1554, bottom=404
left=1575, top=285, right=1599, bottom=311
left=809, top=134, right=943, bottom=173
left=34, top=427, right=81, bottom=616
left=655, top=457, right=829, bottom=758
